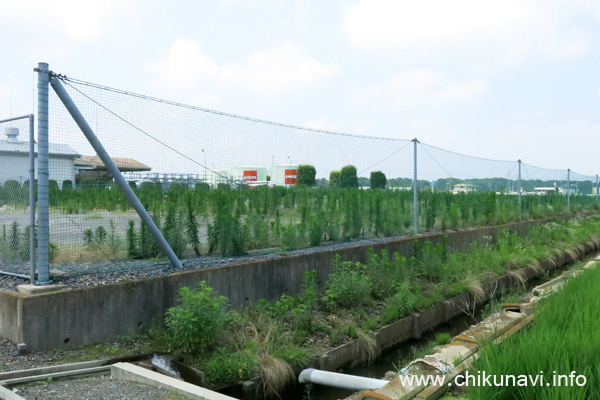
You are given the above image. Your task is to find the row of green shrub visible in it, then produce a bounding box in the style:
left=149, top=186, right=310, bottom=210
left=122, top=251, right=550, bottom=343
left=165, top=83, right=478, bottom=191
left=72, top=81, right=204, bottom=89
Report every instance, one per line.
left=3, top=185, right=599, bottom=260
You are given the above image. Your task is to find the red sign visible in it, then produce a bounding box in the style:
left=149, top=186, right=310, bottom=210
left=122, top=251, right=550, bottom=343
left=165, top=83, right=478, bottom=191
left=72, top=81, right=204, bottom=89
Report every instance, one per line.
left=285, top=169, right=297, bottom=185
left=243, top=170, right=258, bottom=182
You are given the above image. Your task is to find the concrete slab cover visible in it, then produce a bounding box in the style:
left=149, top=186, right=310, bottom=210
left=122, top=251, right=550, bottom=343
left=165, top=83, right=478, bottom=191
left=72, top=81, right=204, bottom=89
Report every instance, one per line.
left=16, top=285, right=65, bottom=295
left=111, top=362, right=237, bottom=400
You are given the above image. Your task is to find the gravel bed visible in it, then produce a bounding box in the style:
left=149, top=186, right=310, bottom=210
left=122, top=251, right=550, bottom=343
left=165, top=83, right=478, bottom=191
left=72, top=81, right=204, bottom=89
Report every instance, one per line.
left=12, top=375, right=174, bottom=400
left=0, top=234, right=410, bottom=291
left=0, top=340, right=67, bottom=372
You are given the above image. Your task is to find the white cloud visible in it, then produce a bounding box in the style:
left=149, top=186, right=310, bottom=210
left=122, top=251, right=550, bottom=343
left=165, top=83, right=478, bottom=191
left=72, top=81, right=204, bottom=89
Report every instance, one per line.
left=342, top=0, right=589, bottom=66
left=355, top=70, right=489, bottom=110
left=149, top=40, right=339, bottom=103
left=152, top=38, right=218, bottom=89
left=501, top=119, right=600, bottom=173
left=538, top=29, right=592, bottom=61
left=1, top=0, right=131, bottom=41
left=219, top=43, right=340, bottom=95
left=438, top=79, right=490, bottom=103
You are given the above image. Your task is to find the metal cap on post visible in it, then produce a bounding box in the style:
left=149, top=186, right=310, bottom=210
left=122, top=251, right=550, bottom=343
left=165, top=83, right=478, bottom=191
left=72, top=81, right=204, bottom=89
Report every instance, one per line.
left=35, top=62, right=51, bottom=284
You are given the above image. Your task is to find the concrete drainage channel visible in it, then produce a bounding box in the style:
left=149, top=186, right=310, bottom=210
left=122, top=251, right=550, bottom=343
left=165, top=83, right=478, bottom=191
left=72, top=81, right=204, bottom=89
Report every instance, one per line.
left=298, top=255, right=600, bottom=400
left=216, top=239, right=600, bottom=400
left=0, top=356, right=236, bottom=400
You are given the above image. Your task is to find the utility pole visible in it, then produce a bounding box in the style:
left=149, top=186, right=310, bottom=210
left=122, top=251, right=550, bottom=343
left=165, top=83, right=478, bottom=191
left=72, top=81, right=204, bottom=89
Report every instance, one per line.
left=518, top=160, right=522, bottom=220
left=413, top=138, right=418, bottom=234
left=567, top=169, right=571, bottom=213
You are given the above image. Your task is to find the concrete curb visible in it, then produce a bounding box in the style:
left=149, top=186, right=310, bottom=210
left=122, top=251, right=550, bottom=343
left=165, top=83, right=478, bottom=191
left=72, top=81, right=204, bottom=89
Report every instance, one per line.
left=0, top=386, right=27, bottom=400
left=0, top=366, right=110, bottom=386
left=111, top=362, right=237, bottom=400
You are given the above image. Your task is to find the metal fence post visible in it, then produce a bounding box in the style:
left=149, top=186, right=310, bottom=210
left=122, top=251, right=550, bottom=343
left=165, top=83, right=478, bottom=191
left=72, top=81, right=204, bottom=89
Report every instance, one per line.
left=50, top=77, right=184, bottom=269
left=567, top=168, right=571, bottom=213
left=29, top=114, right=36, bottom=283
left=35, top=62, right=50, bottom=284
left=413, top=138, right=418, bottom=234
left=518, top=159, right=522, bottom=221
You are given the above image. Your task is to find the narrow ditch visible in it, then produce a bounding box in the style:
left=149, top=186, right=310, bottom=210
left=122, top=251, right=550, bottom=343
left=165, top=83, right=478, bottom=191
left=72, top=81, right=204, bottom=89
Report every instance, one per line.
left=282, top=268, right=575, bottom=400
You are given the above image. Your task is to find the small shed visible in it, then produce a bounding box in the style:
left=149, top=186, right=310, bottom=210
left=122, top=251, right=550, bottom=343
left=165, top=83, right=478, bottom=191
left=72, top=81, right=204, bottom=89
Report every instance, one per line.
left=452, top=183, right=477, bottom=194
left=75, top=155, right=151, bottom=183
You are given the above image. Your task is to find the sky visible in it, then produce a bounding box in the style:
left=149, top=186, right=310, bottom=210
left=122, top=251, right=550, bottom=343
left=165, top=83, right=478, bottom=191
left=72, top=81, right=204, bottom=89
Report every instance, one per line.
left=1, top=0, right=600, bottom=178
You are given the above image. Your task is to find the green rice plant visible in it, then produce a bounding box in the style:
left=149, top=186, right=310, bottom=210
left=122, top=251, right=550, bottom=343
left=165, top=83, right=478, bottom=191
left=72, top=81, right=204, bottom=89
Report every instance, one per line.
left=469, top=266, right=600, bottom=400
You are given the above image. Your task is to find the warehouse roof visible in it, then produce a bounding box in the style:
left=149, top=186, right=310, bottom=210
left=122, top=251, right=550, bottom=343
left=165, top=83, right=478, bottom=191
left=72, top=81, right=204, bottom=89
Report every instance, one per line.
left=0, top=140, right=79, bottom=157
left=75, top=155, right=151, bottom=172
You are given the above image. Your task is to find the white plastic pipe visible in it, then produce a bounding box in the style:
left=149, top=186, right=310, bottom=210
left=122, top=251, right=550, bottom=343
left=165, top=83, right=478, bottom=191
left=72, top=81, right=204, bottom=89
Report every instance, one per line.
left=298, top=368, right=389, bottom=391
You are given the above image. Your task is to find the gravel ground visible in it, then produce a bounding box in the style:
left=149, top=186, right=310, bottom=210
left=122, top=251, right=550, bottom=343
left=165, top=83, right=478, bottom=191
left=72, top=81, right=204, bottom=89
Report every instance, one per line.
left=0, top=340, right=66, bottom=372
left=0, top=233, right=411, bottom=291
left=12, top=375, right=175, bottom=400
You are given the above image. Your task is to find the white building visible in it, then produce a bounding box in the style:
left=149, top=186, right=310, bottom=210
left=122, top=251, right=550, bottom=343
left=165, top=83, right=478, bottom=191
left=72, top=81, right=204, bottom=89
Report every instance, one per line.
left=230, top=166, right=267, bottom=184
left=452, top=183, right=477, bottom=194
left=0, top=127, right=79, bottom=189
left=271, top=165, right=298, bottom=187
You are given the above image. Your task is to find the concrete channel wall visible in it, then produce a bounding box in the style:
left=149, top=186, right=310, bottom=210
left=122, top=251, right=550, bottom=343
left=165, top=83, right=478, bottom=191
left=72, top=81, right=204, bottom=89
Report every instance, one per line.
left=0, top=216, right=575, bottom=351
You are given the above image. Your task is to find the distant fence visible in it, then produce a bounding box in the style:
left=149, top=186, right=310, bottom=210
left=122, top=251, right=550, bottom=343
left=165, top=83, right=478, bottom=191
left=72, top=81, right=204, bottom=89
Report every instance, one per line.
left=0, top=63, right=598, bottom=283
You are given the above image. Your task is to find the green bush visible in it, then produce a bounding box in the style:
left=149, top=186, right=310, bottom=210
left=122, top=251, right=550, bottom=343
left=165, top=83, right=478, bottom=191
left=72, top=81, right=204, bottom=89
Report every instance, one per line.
left=340, top=165, right=358, bottom=188
left=165, top=281, right=228, bottom=353
left=369, top=171, right=386, bottom=189
left=324, top=255, right=372, bottom=308
left=328, top=171, right=341, bottom=187
left=296, top=165, right=316, bottom=187
left=3, top=180, right=20, bottom=190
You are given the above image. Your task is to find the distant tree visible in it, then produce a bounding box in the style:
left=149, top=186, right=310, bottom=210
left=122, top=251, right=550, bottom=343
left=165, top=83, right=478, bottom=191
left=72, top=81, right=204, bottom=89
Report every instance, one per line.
left=340, top=165, right=358, bottom=188
left=141, top=181, right=156, bottom=190
left=3, top=180, right=20, bottom=190
left=128, top=181, right=137, bottom=189
left=370, top=171, right=387, bottom=189
left=195, top=182, right=210, bottom=191
left=217, top=183, right=231, bottom=190
left=329, top=171, right=341, bottom=187
left=297, top=164, right=316, bottom=187
left=62, top=180, right=73, bottom=190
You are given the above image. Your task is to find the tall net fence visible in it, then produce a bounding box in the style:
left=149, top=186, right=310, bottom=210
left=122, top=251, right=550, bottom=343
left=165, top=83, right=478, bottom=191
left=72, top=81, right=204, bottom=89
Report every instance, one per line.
left=0, top=116, right=33, bottom=277
left=3, top=72, right=597, bottom=280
